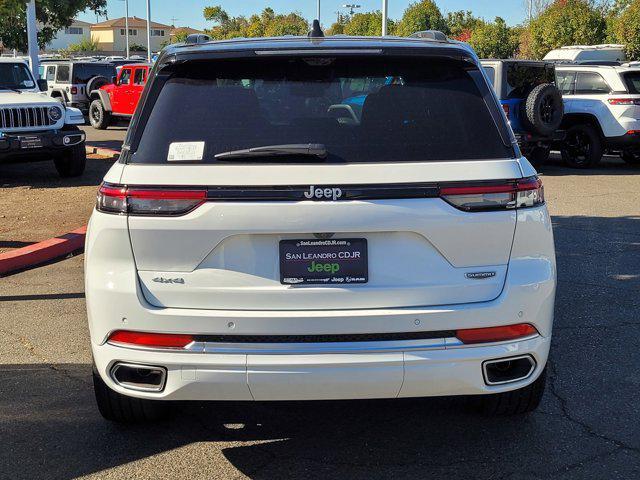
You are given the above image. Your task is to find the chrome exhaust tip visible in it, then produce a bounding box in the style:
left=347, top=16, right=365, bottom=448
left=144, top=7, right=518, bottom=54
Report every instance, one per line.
left=482, top=355, right=536, bottom=386
left=110, top=362, right=167, bottom=392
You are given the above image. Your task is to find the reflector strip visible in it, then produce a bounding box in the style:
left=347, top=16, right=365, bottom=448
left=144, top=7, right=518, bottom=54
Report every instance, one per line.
left=108, top=330, right=195, bottom=348
left=455, top=324, right=538, bottom=344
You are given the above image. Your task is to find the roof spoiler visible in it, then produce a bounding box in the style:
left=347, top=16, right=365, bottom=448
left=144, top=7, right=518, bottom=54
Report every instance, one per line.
left=185, top=34, right=211, bottom=45
left=410, top=30, right=448, bottom=42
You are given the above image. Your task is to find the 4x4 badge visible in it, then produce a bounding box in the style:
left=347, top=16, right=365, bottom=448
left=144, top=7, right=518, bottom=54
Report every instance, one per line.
left=465, top=272, right=496, bottom=280
left=152, top=277, right=185, bottom=284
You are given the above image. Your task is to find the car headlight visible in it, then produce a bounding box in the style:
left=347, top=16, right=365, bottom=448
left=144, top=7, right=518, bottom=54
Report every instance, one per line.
left=48, top=106, right=63, bottom=122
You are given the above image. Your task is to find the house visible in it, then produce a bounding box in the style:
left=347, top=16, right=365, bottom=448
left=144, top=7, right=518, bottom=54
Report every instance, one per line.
left=90, top=17, right=172, bottom=53
left=46, top=19, right=93, bottom=51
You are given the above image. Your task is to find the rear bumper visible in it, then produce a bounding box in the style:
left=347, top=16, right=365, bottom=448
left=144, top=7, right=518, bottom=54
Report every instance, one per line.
left=92, top=334, right=550, bottom=401
left=604, top=132, right=640, bottom=150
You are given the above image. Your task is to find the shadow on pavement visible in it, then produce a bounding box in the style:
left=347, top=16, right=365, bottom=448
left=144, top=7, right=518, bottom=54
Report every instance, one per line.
left=0, top=157, right=114, bottom=189
left=541, top=154, right=640, bottom=176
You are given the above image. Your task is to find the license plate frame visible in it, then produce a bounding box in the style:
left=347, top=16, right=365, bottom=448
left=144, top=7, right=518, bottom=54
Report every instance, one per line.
left=279, top=238, right=368, bottom=285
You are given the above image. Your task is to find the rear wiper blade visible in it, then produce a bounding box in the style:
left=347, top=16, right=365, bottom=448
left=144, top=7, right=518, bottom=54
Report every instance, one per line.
left=214, top=143, right=327, bottom=160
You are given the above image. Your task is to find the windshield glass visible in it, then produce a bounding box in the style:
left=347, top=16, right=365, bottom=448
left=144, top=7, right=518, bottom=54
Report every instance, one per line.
left=0, top=62, right=35, bottom=90
left=131, top=56, right=513, bottom=164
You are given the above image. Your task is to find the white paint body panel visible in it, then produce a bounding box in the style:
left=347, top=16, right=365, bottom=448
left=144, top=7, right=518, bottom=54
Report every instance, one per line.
left=86, top=160, right=557, bottom=400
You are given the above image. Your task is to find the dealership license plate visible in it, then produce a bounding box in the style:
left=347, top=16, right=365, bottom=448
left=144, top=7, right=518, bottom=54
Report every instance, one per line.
left=20, top=136, right=43, bottom=149
left=280, top=238, right=368, bottom=285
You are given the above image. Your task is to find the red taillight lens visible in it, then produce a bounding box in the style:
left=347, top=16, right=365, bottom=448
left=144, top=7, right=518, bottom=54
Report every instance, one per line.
left=108, top=330, right=194, bottom=348
left=439, top=176, right=544, bottom=211
left=97, top=183, right=206, bottom=216
left=70, top=86, right=78, bottom=94
left=608, top=98, right=640, bottom=106
left=456, top=323, right=538, bottom=344
left=502, top=104, right=510, bottom=119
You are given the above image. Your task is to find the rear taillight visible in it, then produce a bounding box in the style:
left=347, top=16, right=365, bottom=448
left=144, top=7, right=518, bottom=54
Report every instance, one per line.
left=502, top=104, right=510, bottom=119
left=608, top=98, right=640, bottom=106
left=456, top=323, right=539, bottom=344
left=97, top=183, right=206, bottom=216
left=440, top=176, right=544, bottom=212
left=108, top=330, right=194, bottom=349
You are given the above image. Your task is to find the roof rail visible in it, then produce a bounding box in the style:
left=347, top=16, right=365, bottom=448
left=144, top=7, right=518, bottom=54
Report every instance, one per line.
left=409, top=30, right=448, bottom=42
left=185, top=34, right=211, bottom=45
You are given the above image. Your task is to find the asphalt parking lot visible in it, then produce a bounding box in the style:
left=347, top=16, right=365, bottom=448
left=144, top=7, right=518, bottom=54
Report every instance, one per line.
left=1, top=133, right=639, bottom=478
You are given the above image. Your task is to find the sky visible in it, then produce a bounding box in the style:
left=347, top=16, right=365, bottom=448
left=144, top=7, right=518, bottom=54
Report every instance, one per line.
left=78, top=0, right=528, bottom=30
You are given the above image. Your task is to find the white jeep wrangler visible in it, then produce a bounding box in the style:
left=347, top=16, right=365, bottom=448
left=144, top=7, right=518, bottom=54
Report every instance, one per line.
left=0, top=58, right=87, bottom=177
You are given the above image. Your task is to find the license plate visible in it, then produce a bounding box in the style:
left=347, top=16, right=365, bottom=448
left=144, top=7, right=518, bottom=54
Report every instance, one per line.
left=20, top=136, right=43, bottom=149
left=280, top=238, right=368, bottom=285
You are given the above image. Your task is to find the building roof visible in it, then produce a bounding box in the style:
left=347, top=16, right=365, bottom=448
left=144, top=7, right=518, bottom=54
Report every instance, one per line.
left=71, top=19, right=93, bottom=27
left=93, top=16, right=172, bottom=29
left=169, top=27, right=204, bottom=37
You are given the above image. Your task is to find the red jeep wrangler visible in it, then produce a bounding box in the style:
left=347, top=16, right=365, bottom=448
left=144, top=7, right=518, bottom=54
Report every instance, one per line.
left=88, top=63, right=150, bottom=129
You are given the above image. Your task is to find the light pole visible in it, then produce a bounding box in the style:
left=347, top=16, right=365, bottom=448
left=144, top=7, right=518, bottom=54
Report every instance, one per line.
left=342, top=4, right=361, bottom=15
left=382, top=0, right=388, bottom=36
left=317, top=0, right=321, bottom=21
left=26, top=0, right=39, bottom=79
left=146, top=0, right=152, bottom=62
left=117, top=0, right=130, bottom=58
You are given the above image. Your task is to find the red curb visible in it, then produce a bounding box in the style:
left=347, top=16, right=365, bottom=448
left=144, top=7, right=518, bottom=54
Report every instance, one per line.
left=0, top=226, right=87, bottom=276
left=85, top=145, right=121, bottom=157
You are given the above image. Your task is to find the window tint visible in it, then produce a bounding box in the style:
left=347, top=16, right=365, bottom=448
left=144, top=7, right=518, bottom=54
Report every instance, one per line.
left=46, top=66, right=56, bottom=82
left=132, top=57, right=513, bottom=164
left=133, top=68, right=146, bottom=85
left=55, top=64, right=70, bottom=82
left=483, top=66, right=495, bottom=87
left=72, top=63, right=116, bottom=84
left=575, top=72, right=610, bottom=94
left=505, top=63, right=555, bottom=98
left=119, top=68, right=132, bottom=85
left=623, top=72, right=640, bottom=94
left=0, top=63, right=35, bottom=89
left=555, top=71, right=576, bottom=94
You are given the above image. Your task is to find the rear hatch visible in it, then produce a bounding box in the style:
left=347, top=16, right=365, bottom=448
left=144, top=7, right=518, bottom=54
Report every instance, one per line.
left=117, top=52, right=522, bottom=311
left=607, top=70, right=640, bottom=122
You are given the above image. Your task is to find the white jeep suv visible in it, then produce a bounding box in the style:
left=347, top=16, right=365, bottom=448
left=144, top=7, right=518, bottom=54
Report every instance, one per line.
left=85, top=34, right=556, bottom=422
left=556, top=64, right=640, bottom=167
left=0, top=58, right=86, bottom=177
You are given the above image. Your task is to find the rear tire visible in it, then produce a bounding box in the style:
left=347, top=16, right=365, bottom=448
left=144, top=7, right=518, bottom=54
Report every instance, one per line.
left=528, top=146, right=550, bottom=169
left=53, top=141, right=86, bottom=178
left=561, top=124, right=603, bottom=168
left=621, top=150, right=640, bottom=165
left=89, top=99, right=110, bottom=130
left=475, top=367, right=547, bottom=416
left=93, top=365, right=168, bottom=423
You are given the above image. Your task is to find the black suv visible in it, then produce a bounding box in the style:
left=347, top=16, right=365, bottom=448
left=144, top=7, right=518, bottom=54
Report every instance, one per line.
left=481, top=60, right=564, bottom=167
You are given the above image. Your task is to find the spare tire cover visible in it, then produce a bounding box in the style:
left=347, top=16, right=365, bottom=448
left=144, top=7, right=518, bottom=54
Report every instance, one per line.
left=86, top=76, right=109, bottom=95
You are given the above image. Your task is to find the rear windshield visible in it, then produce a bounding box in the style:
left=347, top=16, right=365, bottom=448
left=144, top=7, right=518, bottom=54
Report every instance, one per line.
left=505, top=63, right=555, bottom=99
left=131, top=56, right=513, bottom=164
left=72, top=63, right=116, bottom=84
left=623, top=72, right=640, bottom=94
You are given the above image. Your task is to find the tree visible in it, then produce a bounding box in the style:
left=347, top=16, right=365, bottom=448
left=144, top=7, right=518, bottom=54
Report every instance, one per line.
left=445, top=10, right=482, bottom=40
left=469, top=17, right=519, bottom=58
left=203, top=5, right=308, bottom=40
left=610, top=0, right=640, bottom=59
left=528, top=0, right=607, bottom=59
left=0, top=0, right=106, bottom=52
left=395, top=0, right=447, bottom=37
left=59, top=37, right=98, bottom=57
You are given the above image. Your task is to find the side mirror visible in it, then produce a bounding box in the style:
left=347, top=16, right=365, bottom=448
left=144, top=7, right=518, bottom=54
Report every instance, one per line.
left=37, top=79, right=48, bottom=91
left=111, top=76, right=117, bottom=85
